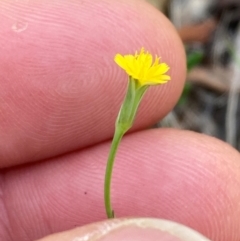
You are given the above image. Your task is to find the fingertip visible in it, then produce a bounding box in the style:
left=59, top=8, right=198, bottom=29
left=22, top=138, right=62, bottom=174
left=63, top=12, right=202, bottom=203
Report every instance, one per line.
left=112, top=129, right=240, bottom=240
left=3, top=129, right=240, bottom=240
left=0, top=0, right=186, bottom=168
left=37, top=218, right=210, bottom=241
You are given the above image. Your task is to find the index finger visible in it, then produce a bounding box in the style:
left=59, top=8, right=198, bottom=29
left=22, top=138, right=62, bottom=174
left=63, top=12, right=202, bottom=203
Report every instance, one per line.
left=0, top=0, right=185, bottom=168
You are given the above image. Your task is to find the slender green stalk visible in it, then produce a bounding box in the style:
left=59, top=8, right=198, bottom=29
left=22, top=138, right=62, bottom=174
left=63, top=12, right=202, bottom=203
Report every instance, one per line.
left=104, top=78, right=148, bottom=218
left=104, top=126, right=125, bottom=218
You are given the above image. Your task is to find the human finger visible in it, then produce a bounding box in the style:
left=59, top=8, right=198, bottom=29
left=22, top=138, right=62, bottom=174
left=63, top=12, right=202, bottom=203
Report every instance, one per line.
left=37, top=218, right=210, bottom=241
left=0, top=0, right=185, bottom=168
left=1, top=129, right=240, bottom=241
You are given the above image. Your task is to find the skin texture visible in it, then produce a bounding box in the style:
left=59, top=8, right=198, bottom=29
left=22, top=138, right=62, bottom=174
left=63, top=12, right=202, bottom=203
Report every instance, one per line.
left=0, top=0, right=240, bottom=241
left=0, top=0, right=184, bottom=167
left=38, top=218, right=212, bottom=241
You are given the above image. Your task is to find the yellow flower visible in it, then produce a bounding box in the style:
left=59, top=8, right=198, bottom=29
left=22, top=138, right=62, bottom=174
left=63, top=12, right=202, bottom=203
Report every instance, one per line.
left=114, top=47, right=171, bottom=86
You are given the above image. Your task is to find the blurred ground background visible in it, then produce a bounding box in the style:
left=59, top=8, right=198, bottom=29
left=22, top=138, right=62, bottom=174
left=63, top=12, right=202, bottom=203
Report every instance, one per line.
left=146, top=0, right=240, bottom=150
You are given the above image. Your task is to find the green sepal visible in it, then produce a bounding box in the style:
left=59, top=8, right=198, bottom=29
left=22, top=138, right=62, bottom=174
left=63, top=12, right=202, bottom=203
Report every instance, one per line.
left=116, top=76, right=148, bottom=132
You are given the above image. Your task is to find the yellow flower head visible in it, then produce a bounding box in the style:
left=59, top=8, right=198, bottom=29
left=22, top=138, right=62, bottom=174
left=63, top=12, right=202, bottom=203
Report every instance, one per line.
left=114, top=47, right=171, bottom=86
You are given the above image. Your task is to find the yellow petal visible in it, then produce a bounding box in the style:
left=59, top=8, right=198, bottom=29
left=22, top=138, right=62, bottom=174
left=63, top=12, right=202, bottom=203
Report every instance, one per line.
left=114, top=54, right=127, bottom=70
left=154, top=63, right=170, bottom=75
left=114, top=48, right=170, bottom=86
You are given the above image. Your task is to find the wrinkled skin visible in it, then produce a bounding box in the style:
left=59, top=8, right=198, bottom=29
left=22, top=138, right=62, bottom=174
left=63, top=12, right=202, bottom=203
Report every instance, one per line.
left=0, top=1, right=240, bottom=241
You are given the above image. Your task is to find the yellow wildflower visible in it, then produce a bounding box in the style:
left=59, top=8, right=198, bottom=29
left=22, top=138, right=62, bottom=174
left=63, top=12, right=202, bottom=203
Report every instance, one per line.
left=104, top=48, right=171, bottom=218
left=114, top=47, right=171, bottom=86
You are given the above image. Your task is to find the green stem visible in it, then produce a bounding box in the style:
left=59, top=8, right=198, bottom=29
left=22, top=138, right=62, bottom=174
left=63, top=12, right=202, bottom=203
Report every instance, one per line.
left=104, top=126, right=125, bottom=218
left=104, top=78, right=148, bottom=218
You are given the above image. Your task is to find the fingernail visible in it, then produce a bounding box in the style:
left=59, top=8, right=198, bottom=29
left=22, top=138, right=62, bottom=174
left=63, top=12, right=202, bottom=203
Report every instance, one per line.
left=72, top=218, right=210, bottom=241
left=96, top=224, right=186, bottom=241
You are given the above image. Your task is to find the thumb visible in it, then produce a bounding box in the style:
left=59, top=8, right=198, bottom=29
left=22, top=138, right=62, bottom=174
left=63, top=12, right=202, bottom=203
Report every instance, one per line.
left=37, top=218, right=210, bottom=241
